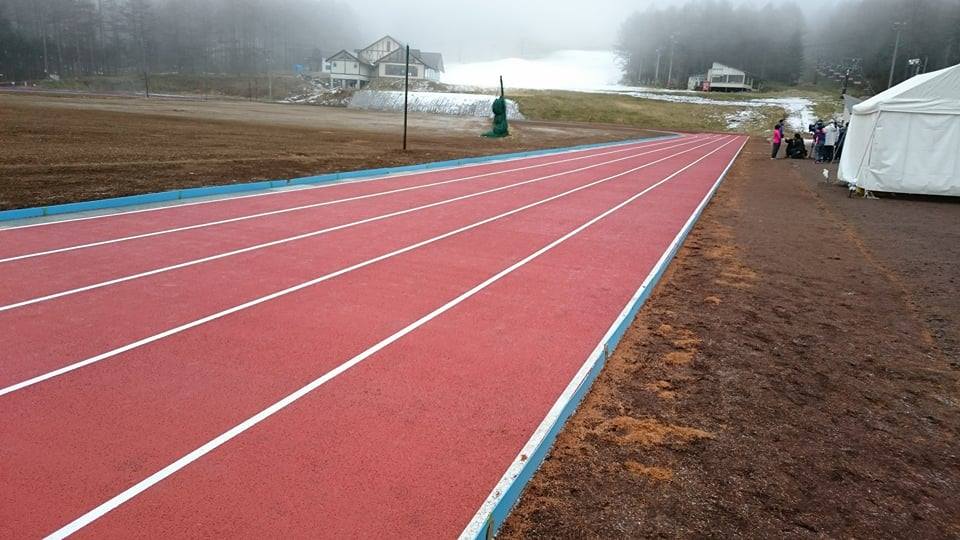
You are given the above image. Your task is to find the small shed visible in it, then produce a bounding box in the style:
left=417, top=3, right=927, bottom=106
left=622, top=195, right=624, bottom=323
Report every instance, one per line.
left=687, top=74, right=706, bottom=91
left=706, top=63, right=757, bottom=92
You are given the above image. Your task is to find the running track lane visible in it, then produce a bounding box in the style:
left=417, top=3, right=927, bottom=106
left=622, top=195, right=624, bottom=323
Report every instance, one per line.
left=0, top=136, right=719, bottom=390
left=0, top=136, right=684, bottom=260
left=0, top=136, right=746, bottom=538
left=0, top=135, right=711, bottom=309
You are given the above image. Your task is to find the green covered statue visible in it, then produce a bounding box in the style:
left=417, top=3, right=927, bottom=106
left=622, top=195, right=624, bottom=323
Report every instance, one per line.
left=483, top=77, right=510, bottom=138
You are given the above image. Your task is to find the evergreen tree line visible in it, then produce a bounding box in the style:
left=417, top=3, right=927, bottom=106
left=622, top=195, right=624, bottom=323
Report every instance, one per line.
left=0, top=0, right=359, bottom=81
left=616, top=0, right=960, bottom=91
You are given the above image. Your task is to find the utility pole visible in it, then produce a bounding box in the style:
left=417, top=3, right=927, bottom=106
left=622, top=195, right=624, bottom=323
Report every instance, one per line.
left=266, top=55, right=273, bottom=101
left=666, top=35, right=677, bottom=89
left=887, top=22, right=906, bottom=89
left=654, top=48, right=663, bottom=86
left=402, top=45, right=410, bottom=151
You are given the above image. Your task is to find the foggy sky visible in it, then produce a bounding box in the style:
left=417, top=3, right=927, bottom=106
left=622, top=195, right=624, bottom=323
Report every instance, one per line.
left=346, top=0, right=649, bottom=62
left=346, top=0, right=843, bottom=62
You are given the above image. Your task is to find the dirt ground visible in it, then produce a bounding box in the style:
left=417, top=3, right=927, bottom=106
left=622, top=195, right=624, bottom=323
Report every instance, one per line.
left=0, top=93, right=656, bottom=210
left=501, top=139, right=960, bottom=538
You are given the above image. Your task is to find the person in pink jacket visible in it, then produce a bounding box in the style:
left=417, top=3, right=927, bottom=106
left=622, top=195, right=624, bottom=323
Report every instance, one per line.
left=771, top=119, right=785, bottom=159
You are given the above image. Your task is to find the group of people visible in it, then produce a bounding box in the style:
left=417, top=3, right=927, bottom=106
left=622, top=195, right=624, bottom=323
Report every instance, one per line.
left=770, top=118, right=848, bottom=162
left=810, top=120, right=847, bottom=163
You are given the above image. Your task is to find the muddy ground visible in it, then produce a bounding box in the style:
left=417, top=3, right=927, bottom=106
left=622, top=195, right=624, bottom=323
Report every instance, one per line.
left=502, top=140, right=960, bottom=538
left=0, top=94, right=655, bottom=210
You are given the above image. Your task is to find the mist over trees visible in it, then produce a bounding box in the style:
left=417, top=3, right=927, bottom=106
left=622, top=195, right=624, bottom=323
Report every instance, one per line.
left=810, top=0, right=960, bottom=92
left=0, top=0, right=359, bottom=80
left=3, top=0, right=960, bottom=93
left=616, top=1, right=807, bottom=88
left=617, top=0, right=960, bottom=91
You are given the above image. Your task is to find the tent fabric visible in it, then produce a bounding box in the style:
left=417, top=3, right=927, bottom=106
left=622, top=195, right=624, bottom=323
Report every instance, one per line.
left=838, top=63, right=960, bottom=196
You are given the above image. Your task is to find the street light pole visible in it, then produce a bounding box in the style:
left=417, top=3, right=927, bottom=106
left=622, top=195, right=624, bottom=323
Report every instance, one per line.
left=403, top=45, right=410, bottom=151
left=887, top=22, right=905, bottom=89
left=654, top=48, right=663, bottom=86
left=666, top=35, right=677, bottom=88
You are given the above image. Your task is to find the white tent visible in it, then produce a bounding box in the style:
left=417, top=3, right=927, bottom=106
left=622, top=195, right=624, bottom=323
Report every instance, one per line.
left=838, top=63, right=960, bottom=196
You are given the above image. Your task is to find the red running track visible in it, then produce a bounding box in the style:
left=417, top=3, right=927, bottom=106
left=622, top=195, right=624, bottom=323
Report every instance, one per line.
left=0, top=133, right=747, bottom=538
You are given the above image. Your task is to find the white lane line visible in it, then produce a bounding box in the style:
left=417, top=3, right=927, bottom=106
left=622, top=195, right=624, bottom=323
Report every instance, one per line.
left=0, top=137, right=676, bottom=232
left=0, top=137, right=693, bottom=264
left=43, top=136, right=736, bottom=540
left=0, top=137, right=716, bottom=313
left=0, top=138, right=724, bottom=398
left=459, top=135, right=748, bottom=540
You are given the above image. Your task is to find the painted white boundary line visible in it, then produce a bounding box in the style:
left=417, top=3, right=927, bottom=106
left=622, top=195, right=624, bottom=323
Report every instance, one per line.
left=0, top=137, right=695, bottom=263
left=43, top=136, right=736, bottom=540
left=0, top=137, right=676, bottom=232
left=0, top=137, right=715, bottom=313
left=1, top=137, right=722, bottom=399
left=459, top=135, right=749, bottom=540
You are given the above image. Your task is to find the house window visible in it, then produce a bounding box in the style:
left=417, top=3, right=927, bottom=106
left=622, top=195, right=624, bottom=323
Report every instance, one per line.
left=385, top=64, right=418, bottom=77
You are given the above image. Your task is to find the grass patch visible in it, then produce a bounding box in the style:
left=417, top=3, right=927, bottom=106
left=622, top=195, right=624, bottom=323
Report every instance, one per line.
left=513, top=90, right=785, bottom=135
left=515, top=90, right=729, bottom=131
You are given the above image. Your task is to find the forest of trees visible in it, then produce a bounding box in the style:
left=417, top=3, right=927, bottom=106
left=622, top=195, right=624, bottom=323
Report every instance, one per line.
left=616, top=0, right=960, bottom=91
left=617, top=1, right=807, bottom=88
left=0, top=0, right=359, bottom=80
left=810, top=0, right=960, bottom=91
left=3, top=0, right=960, bottom=92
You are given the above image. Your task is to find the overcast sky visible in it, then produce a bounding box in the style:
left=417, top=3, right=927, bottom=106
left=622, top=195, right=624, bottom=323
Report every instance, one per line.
left=345, top=0, right=845, bottom=62
left=347, top=0, right=653, bottom=62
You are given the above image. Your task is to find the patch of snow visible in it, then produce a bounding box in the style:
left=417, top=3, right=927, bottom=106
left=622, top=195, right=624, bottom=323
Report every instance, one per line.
left=282, top=88, right=352, bottom=107
left=610, top=90, right=816, bottom=132
left=348, top=90, right=524, bottom=120
left=442, top=49, right=818, bottom=132
left=725, top=109, right=761, bottom=130
left=755, top=97, right=819, bottom=132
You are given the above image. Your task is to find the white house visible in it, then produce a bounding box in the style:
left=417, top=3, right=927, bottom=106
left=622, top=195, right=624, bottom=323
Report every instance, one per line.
left=325, top=50, right=374, bottom=89
left=374, top=48, right=444, bottom=82
left=319, top=36, right=445, bottom=88
left=698, top=62, right=758, bottom=92
left=357, top=36, right=403, bottom=65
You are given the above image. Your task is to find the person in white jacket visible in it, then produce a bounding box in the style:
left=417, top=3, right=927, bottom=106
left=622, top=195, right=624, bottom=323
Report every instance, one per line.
left=823, top=121, right=840, bottom=163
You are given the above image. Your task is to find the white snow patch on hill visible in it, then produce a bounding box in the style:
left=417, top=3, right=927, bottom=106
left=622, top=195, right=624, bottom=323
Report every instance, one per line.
left=615, top=90, right=816, bottom=132
left=443, top=50, right=624, bottom=91
left=349, top=90, right=524, bottom=120
left=442, top=50, right=819, bottom=132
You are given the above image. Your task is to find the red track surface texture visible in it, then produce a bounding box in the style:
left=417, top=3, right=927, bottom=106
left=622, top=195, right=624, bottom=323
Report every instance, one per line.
left=0, top=134, right=746, bottom=538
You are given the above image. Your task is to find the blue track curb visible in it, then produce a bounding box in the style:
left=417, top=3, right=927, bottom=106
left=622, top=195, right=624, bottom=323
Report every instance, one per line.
left=0, top=135, right=676, bottom=224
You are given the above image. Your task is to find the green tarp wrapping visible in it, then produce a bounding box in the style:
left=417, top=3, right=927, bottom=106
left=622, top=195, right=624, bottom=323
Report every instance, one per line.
left=483, top=96, right=510, bottom=138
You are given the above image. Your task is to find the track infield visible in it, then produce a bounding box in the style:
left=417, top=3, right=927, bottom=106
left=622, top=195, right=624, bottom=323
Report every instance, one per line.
left=0, top=133, right=747, bottom=538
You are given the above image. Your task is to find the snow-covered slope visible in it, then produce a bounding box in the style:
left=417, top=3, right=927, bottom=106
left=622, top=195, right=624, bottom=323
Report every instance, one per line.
left=442, top=50, right=819, bottom=132
left=348, top=90, right=524, bottom=120
left=443, top=50, right=623, bottom=91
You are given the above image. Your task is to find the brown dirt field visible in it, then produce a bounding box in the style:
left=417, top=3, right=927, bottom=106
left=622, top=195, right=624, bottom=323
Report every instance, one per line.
left=0, top=94, right=657, bottom=210
left=501, top=139, right=960, bottom=538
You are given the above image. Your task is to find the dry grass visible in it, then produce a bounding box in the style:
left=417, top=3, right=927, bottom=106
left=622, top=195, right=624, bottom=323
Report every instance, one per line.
left=512, top=90, right=785, bottom=135
left=39, top=73, right=310, bottom=100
